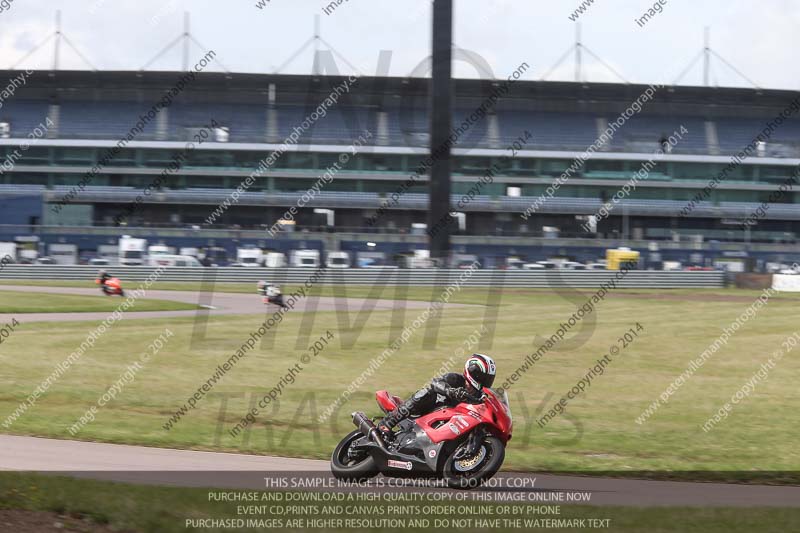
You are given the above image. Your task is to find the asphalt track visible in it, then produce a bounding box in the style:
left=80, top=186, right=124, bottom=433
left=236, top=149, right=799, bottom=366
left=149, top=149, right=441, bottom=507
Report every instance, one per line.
left=0, top=284, right=447, bottom=323
left=2, top=284, right=799, bottom=508
left=3, top=435, right=800, bottom=507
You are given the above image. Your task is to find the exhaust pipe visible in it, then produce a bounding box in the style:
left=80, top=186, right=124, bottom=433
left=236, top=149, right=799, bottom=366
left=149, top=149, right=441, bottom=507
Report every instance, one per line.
left=352, top=411, right=388, bottom=450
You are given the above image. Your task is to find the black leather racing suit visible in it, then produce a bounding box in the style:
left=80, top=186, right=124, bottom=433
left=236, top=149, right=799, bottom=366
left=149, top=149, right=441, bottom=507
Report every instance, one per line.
left=99, top=273, right=112, bottom=294
left=379, top=372, right=483, bottom=430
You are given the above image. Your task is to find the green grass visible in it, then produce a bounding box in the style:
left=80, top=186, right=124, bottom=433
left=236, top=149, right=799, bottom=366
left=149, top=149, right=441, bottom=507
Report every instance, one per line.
left=0, top=290, right=200, bottom=313
left=1, top=284, right=799, bottom=480
left=1, top=473, right=798, bottom=533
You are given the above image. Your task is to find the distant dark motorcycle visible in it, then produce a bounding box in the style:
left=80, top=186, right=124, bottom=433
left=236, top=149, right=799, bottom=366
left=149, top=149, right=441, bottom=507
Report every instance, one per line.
left=257, top=280, right=288, bottom=309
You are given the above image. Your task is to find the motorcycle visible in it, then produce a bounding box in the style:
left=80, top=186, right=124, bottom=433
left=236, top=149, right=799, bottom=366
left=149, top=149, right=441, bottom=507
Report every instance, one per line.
left=331, top=387, right=512, bottom=489
left=257, top=280, right=288, bottom=309
left=96, top=276, right=125, bottom=297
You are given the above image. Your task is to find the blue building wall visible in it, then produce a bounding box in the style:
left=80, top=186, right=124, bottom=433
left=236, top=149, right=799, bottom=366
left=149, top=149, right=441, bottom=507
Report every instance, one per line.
left=0, top=195, right=42, bottom=225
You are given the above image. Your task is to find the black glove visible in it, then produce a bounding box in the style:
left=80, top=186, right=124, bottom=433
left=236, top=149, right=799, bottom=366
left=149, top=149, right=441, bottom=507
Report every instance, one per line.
left=450, top=388, right=470, bottom=403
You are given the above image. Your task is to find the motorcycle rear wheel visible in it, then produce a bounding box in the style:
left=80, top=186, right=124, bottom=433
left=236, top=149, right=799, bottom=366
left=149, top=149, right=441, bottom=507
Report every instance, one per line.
left=443, top=435, right=505, bottom=490
left=330, top=430, right=379, bottom=481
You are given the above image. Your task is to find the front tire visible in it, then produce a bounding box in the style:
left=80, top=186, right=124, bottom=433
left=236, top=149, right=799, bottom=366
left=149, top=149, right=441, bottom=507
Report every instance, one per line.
left=443, top=434, right=505, bottom=490
left=331, top=430, right=379, bottom=481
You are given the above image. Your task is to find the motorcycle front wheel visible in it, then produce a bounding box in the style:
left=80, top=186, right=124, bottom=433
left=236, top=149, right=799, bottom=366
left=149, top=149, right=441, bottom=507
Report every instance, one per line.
left=330, top=430, right=379, bottom=481
left=443, top=434, right=505, bottom=490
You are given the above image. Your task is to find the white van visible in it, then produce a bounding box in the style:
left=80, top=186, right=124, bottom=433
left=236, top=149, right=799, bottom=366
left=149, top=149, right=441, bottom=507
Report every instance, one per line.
left=147, top=254, right=202, bottom=267
left=326, top=251, right=350, bottom=269
left=292, top=250, right=321, bottom=268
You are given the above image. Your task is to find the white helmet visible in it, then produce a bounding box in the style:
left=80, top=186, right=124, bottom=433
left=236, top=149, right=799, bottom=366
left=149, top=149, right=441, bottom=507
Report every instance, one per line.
left=463, top=353, right=496, bottom=391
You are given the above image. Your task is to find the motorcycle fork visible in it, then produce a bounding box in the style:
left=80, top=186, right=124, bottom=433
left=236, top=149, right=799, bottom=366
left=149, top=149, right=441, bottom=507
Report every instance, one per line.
left=455, top=426, right=486, bottom=460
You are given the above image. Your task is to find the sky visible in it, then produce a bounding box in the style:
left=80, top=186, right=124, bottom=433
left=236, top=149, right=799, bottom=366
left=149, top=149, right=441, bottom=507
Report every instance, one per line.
left=0, top=0, right=797, bottom=90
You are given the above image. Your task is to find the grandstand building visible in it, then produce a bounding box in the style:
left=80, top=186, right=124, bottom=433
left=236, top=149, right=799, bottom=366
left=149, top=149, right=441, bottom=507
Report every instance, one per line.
left=1, top=69, right=799, bottom=266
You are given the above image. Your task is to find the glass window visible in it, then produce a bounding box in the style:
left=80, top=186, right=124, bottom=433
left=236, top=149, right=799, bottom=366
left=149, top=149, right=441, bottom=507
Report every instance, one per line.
left=54, top=148, right=93, bottom=165
left=286, top=152, right=315, bottom=170
left=539, top=159, right=575, bottom=177
left=141, top=150, right=178, bottom=168
left=104, top=149, right=137, bottom=167
left=16, top=147, right=50, bottom=165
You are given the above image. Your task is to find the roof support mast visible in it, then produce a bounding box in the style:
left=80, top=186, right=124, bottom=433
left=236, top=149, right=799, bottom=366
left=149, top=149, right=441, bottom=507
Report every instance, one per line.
left=703, top=26, right=710, bottom=87
left=182, top=12, right=190, bottom=72
left=673, top=27, right=759, bottom=88
left=575, top=23, right=582, bottom=82
left=10, top=10, right=96, bottom=71
left=541, top=23, right=627, bottom=83
left=53, top=10, right=61, bottom=70
left=140, top=11, right=229, bottom=72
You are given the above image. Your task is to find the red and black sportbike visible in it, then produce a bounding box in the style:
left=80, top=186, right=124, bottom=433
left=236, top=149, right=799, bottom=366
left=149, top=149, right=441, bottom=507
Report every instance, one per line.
left=331, top=387, right=512, bottom=489
left=96, top=275, right=125, bottom=297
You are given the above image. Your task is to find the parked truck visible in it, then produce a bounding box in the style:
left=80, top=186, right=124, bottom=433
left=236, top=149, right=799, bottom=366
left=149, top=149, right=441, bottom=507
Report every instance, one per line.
left=291, top=250, right=320, bottom=268
left=48, top=243, right=78, bottom=265
left=0, top=242, right=17, bottom=263
left=263, top=252, right=287, bottom=268
left=119, top=236, right=147, bottom=266
left=326, top=251, right=350, bottom=268
left=236, top=247, right=263, bottom=267
left=148, top=244, right=174, bottom=256
left=402, top=249, right=433, bottom=269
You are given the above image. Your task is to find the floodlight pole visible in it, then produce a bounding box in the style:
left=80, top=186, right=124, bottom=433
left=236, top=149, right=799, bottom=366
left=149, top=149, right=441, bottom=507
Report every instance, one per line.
left=428, top=0, right=453, bottom=265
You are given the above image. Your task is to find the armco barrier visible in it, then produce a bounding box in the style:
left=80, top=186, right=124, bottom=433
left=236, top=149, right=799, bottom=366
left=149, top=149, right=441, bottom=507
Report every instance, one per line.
left=0, top=266, right=726, bottom=288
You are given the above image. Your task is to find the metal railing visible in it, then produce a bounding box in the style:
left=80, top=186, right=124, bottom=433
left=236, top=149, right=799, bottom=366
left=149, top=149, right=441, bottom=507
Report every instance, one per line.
left=0, top=265, right=726, bottom=288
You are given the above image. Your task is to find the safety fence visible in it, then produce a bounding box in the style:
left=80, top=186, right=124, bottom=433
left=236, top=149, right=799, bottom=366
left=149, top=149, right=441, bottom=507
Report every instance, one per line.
left=0, top=265, right=726, bottom=288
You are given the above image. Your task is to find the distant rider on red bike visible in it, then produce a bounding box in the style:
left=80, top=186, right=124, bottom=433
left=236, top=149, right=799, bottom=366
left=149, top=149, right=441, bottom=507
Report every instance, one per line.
left=96, top=270, right=125, bottom=297
left=377, top=353, right=497, bottom=440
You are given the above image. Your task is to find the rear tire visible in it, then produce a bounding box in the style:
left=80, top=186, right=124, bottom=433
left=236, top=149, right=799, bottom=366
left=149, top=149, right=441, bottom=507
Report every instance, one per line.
left=330, top=430, right=379, bottom=481
left=443, top=434, right=505, bottom=490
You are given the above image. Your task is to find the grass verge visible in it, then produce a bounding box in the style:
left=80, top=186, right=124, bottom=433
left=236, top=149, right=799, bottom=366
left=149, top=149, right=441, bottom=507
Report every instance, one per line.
left=1, top=473, right=799, bottom=533
left=0, top=290, right=199, bottom=313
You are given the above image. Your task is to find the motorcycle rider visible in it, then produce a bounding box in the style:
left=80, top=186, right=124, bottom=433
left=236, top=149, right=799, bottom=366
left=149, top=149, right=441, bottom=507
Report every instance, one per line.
left=97, top=269, right=112, bottom=294
left=257, top=280, right=288, bottom=309
left=377, top=353, right=497, bottom=440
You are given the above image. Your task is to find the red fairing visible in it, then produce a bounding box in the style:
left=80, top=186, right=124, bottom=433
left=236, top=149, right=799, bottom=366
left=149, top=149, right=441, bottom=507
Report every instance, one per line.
left=375, top=390, right=403, bottom=413
left=415, top=388, right=513, bottom=444
left=106, top=278, right=122, bottom=291
left=483, top=388, right=513, bottom=440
